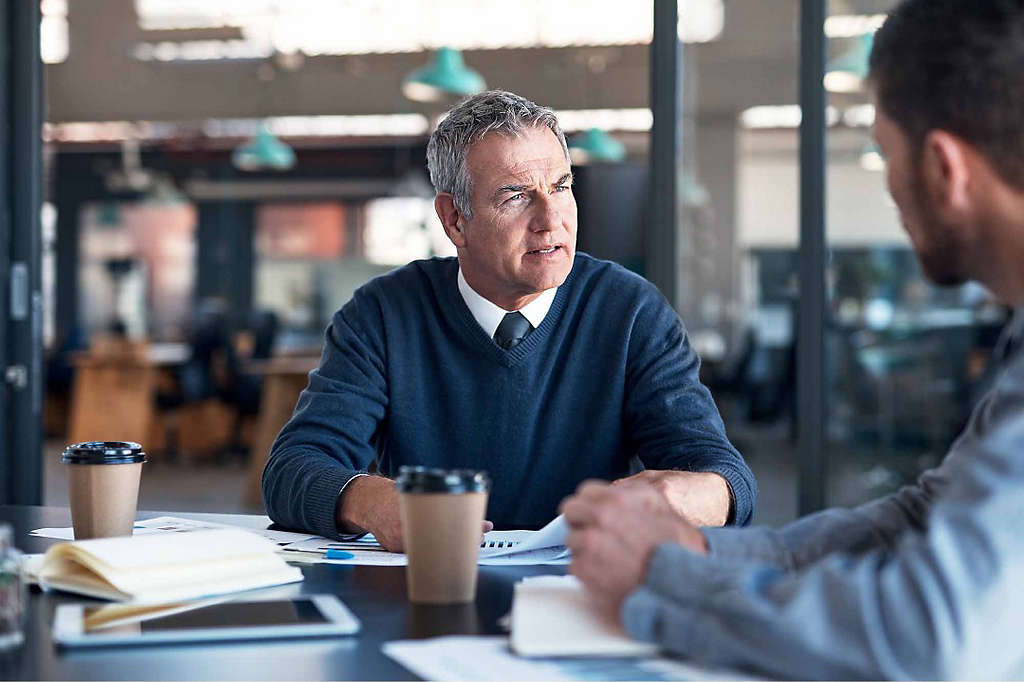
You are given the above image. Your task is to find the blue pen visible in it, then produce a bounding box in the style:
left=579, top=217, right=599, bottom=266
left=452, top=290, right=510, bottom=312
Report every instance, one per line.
left=325, top=549, right=355, bottom=560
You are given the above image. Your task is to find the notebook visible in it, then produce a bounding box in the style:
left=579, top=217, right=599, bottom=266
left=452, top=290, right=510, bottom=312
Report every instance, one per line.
left=38, top=528, right=303, bottom=603
left=510, top=575, right=659, bottom=657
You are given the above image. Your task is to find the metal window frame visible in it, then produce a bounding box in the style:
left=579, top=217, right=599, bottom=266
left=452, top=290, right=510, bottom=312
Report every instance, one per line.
left=0, top=0, right=44, bottom=504
left=650, top=0, right=828, bottom=515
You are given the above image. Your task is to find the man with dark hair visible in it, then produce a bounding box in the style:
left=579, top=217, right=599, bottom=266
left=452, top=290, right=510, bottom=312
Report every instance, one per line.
left=263, top=90, right=756, bottom=551
left=562, top=1, right=1024, bottom=677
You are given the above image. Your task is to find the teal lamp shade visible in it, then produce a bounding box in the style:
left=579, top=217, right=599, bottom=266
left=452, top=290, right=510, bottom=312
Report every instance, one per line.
left=567, top=128, right=626, bottom=164
left=402, top=47, right=486, bottom=102
left=232, top=125, right=296, bottom=172
left=825, top=33, right=874, bottom=93
left=860, top=141, right=885, bottom=172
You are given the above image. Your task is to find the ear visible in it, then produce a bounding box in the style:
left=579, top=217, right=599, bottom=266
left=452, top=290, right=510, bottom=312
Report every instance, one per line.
left=434, top=193, right=467, bottom=248
left=921, top=130, right=972, bottom=216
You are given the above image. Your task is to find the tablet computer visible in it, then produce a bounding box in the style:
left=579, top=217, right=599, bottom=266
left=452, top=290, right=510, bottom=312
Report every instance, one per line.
left=52, top=594, right=360, bottom=647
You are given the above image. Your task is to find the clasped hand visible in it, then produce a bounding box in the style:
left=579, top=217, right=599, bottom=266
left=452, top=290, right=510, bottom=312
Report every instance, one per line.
left=560, top=478, right=709, bottom=619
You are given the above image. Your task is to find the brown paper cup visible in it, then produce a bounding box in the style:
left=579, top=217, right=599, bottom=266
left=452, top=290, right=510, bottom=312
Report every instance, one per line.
left=399, top=490, right=488, bottom=604
left=66, top=462, right=143, bottom=539
left=62, top=442, right=146, bottom=540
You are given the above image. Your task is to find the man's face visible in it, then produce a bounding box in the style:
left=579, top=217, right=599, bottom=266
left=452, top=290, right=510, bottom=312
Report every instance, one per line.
left=873, top=107, right=969, bottom=286
left=454, top=126, right=577, bottom=308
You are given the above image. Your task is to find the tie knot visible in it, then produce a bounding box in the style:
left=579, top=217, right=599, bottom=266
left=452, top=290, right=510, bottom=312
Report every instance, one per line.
left=494, top=311, right=532, bottom=350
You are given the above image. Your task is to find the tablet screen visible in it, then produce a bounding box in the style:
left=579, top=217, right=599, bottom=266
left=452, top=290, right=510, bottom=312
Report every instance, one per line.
left=83, top=599, right=329, bottom=633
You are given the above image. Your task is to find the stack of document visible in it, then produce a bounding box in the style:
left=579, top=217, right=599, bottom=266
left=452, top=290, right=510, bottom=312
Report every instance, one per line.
left=280, top=515, right=571, bottom=566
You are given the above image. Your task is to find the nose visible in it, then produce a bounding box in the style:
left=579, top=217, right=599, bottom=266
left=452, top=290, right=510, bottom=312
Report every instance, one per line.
left=531, top=192, right=563, bottom=232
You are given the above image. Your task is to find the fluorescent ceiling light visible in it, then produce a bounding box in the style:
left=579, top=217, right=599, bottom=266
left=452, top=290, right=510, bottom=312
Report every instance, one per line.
left=46, top=114, right=432, bottom=143
left=555, top=109, right=653, bottom=132
left=824, top=14, right=886, bottom=39
left=740, top=105, right=802, bottom=129
left=823, top=71, right=864, bottom=94
left=740, top=105, right=844, bottom=129
left=678, top=0, right=724, bottom=43
left=132, top=0, right=720, bottom=62
left=843, top=104, right=875, bottom=128
left=40, top=0, right=69, bottom=64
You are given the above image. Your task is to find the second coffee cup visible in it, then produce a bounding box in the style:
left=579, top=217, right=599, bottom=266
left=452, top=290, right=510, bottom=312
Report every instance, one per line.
left=396, top=466, right=489, bottom=604
left=61, top=441, right=146, bottom=540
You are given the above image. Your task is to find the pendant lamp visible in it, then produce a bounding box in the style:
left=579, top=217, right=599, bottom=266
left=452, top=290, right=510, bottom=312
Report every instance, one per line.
left=232, top=124, right=296, bottom=172
left=825, top=33, right=874, bottom=94
left=567, top=128, right=626, bottom=164
left=402, top=47, right=486, bottom=102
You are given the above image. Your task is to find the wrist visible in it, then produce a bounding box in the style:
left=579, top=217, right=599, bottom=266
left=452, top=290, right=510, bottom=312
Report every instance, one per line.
left=337, top=475, right=396, bottom=534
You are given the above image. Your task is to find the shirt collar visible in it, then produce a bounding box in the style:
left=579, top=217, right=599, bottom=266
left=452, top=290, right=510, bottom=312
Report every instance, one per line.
left=457, top=268, right=557, bottom=339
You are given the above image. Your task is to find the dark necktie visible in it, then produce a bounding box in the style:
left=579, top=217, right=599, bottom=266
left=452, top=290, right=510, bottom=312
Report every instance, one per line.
left=494, top=311, right=532, bottom=350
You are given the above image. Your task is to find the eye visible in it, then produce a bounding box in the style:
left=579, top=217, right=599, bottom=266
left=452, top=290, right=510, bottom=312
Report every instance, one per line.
left=554, top=184, right=570, bottom=193
left=504, top=192, right=525, bottom=204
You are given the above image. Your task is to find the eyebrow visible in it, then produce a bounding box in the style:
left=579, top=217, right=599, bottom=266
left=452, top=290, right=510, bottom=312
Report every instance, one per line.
left=492, top=173, right=574, bottom=200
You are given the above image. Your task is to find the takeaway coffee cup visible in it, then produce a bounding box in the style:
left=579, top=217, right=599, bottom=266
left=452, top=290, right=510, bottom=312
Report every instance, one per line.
left=396, top=466, right=489, bottom=604
left=61, top=441, right=146, bottom=540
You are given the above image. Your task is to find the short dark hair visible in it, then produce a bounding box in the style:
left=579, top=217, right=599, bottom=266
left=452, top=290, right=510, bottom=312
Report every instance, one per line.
left=869, top=0, right=1024, bottom=189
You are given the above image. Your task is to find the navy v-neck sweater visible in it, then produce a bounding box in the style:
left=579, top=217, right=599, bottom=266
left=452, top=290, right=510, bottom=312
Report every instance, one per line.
left=263, top=254, right=755, bottom=538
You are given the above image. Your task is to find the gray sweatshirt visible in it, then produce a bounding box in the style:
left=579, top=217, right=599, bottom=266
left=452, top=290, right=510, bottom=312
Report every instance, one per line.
left=623, top=303, right=1024, bottom=679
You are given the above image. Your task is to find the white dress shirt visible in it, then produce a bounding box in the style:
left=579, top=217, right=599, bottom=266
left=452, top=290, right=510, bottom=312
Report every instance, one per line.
left=457, top=268, right=557, bottom=338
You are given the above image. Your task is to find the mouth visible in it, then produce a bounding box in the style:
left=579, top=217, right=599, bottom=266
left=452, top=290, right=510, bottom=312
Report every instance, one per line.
left=526, top=245, right=562, bottom=256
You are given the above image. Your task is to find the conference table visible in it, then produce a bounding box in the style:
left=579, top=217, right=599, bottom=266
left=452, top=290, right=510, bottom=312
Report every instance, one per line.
left=0, top=505, right=561, bottom=680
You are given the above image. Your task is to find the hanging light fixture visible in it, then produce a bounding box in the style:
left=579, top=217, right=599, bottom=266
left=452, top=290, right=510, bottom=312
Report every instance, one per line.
left=860, top=141, right=885, bottom=172
left=825, top=33, right=874, bottom=93
left=567, top=128, right=626, bottom=164
left=402, top=47, right=486, bottom=102
left=232, top=123, right=296, bottom=172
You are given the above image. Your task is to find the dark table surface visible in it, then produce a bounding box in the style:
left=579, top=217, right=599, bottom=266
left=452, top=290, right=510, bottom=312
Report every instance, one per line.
left=0, top=505, right=563, bottom=681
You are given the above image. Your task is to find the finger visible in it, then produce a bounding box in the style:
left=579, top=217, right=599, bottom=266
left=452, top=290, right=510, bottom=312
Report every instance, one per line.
left=482, top=520, right=494, bottom=533
left=561, top=495, right=601, bottom=528
left=575, top=479, right=612, bottom=497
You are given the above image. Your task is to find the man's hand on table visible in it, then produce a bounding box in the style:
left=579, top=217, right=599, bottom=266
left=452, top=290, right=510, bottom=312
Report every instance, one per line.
left=613, top=469, right=731, bottom=527
left=337, top=475, right=493, bottom=553
left=561, top=480, right=708, bottom=620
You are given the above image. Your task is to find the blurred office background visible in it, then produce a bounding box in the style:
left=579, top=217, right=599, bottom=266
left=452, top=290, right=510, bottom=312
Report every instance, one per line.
left=2, top=0, right=1009, bottom=524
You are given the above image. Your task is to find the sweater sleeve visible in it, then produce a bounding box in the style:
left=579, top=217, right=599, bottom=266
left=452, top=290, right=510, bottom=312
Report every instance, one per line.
left=624, top=289, right=757, bottom=525
left=261, top=288, right=389, bottom=540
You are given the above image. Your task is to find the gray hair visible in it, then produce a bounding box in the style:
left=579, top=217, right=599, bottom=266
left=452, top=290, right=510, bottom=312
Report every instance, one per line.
left=426, top=90, right=570, bottom=219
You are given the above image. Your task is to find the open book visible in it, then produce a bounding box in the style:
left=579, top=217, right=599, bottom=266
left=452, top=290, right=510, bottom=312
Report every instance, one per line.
left=510, top=575, right=659, bottom=657
left=39, top=529, right=303, bottom=603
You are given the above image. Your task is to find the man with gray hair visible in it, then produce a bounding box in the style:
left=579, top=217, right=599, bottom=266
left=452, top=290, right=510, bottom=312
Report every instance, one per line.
left=263, top=90, right=755, bottom=551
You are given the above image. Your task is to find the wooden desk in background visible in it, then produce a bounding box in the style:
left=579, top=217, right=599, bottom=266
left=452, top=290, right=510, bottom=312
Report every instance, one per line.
left=244, top=356, right=319, bottom=507
left=66, top=343, right=191, bottom=448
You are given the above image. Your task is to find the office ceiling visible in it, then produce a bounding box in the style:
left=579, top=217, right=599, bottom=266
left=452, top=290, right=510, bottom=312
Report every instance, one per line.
left=46, top=0, right=884, bottom=125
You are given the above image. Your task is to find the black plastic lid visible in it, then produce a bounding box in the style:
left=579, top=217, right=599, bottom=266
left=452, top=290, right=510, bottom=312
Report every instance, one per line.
left=61, top=441, right=146, bottom=465
left=394, top=466, right=490, bottom=494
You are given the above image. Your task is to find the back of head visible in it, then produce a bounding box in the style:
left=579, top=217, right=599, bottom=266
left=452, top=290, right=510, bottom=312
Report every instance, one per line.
left=869, top=0, right=1024, bottom=190
left=426, top=90, right=569, bottom=218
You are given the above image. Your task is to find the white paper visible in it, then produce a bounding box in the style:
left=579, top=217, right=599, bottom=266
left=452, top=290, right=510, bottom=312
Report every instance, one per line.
left=382, top=636, right=748, bottom=681
left=30, top=516, right=318, bottom=546
left=279, top=515, right=571, bottom=566
left=479, top=515, right=570, bottom=560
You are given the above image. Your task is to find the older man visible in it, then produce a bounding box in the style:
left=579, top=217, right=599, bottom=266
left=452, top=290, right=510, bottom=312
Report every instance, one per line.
left=563, top=1, right=1024, bottom=678
left=263, top=90, right=755, bottom=551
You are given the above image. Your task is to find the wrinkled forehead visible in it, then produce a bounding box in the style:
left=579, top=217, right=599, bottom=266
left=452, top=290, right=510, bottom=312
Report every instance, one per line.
left=465, top=127, right=570, bottom=183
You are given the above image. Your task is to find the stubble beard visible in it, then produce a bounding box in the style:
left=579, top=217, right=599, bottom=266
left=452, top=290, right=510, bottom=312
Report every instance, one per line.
left=909, top=170, right=970, bottom=287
